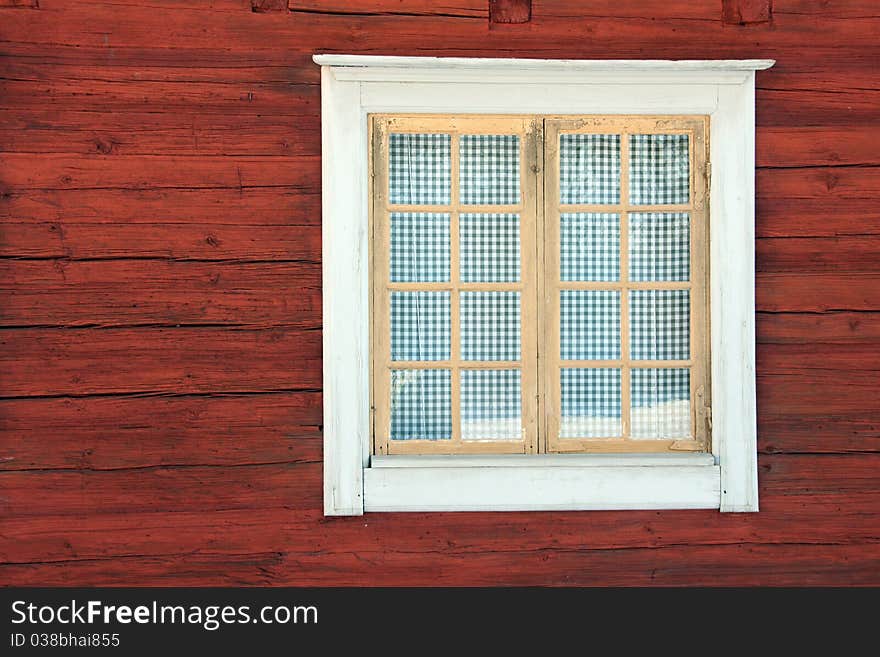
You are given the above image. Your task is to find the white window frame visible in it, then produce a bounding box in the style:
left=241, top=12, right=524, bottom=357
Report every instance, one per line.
left=317, top=55, right=774, bottom=516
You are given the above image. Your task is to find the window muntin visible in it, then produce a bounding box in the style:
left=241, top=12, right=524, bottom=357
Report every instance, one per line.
left=371, top=115, right=709, bottom=456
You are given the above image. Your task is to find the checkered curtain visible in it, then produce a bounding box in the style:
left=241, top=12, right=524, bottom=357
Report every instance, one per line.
left=389, top=133, right=451, bottom=205
left=386, top=129, right=692, bottom=442
left=560, top=134, right=621, bottom=204
left=559, top=132, right=691, bottom=440
left=388, top=132, right=524, bottom=441
left=390, top=369, right=452, bottom=441
left=461, top=369, right=522, bottom=440
left=630, top=134, right=690, bottom=205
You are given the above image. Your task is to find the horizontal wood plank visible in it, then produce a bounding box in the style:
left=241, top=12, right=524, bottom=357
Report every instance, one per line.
left=757, top=198, right=880, bottom=237
left=757, top=311, right=880, bottom=344
left=0, top=188, right=321, bottom=225
left=756, top=236, right=880, bottom=272
left=0, top=109, right=321, bottom=157
left=0, top=392, right=322, bottom=471
left=0, top=463, right=323, bottom=518
left=289, top=0, right=488, bottom=17
left=756, top=272, right=880, bottom=311
left=757, top=126, right=880, bottom=167
left=0, top=222, right=322, bottom=259
left=0, top=328, right=322, bottom=396
left=756, top=166, right=880, bottom=199
left=0, top=78, right=318, bottom=115
left=0, top=260, right=321, bottom=327
left=0, top=153, right=319, bottom=191
left=1, top=537, right=877, bottom=586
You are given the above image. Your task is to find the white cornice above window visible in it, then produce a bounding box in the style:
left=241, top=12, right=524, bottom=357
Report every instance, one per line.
left=313, top=55, right=775, bottom=85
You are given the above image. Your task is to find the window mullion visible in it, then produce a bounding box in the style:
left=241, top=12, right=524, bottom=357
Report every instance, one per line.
left=619, top=133, right=632, bottom=441
left=523, top=117, right=542, bottom=454
left=450, top=133, right=462, bottom=446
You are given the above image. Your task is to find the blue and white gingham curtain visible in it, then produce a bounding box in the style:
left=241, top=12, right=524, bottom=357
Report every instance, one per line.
left=386, top=129, right=692, bottom=442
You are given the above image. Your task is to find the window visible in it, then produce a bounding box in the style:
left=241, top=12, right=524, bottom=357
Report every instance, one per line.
left=317, top=55, right=774, bottom=515
left=371, top=115, right=710, bottom=456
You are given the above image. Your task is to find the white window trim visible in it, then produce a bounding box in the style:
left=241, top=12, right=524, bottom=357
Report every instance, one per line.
left=316, top=55, right=775, bottom=516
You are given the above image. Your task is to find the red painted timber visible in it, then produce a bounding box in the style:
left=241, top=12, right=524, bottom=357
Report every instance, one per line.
left=0, top=59, right=320, bottom=84
left=0, top=222, right=322, bottom=260
left=757, top=198, right=880, bottom=237
left=0, top=392, right=322, bottom=471
left=0, top=78, right=319, bottom=115
left=0, top=153, right=320, bottom=191
left=756, top=236, right=880, bottom=272
left=1, top=542, right=878, bottom=586
left=757, top=312, right=880, bottom=345
left=756, top=273, right=880, bottom=312
left=0, top=463, right=323, bottom=518
left=490, top=0, right=531, bottom=24
left=251, top=0, right=286, bottom=12
left=0, top=188, right=322, bottom=225
left=0, top=328, right=322, bottom=396
left=0, top=261, right=321, bottom=327
left=0, top=110, right=321, bottom=157
left=757, top=126, right=880, bottom=167
left=289, top=0, right=488, bottom=17
left=722, top=0, right=772, bottom=26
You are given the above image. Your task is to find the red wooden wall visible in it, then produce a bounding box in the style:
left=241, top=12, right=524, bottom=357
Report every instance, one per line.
left=1, top=0, right=879, bottom=586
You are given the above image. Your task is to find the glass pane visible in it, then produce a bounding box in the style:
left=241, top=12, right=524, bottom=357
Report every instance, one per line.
left=629, top=212, right=690, bottom=282
left=390, top=369, right=452, bottom=441
left=460, top=213, right=520, bottom=283
left=560, top=368, right=622, bottom=438
left=461, top=369, right=522, bottom=441
left=459, top=134, right=520, bottom=205
left=460, top=291, right=521, bottom=361
left=390, top=291, right=451, bottom=361
left=390, top=212, right=450, bottom=282
left=631, top=368, right=691, bottom=439
left=389, top=133, right=451, bottom=205
left=629, top=290, right=690, bottom=361
left=560, top=290, right=620, bottom=361
left=560, top=212, right=620, bottom=282
left=559, top=134, right=620, bottom=205
left=630, top=134, right=690, bottom=205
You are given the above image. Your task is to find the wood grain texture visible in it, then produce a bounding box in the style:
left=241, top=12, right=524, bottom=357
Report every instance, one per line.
left=0, top=392, right=322, bottom=470
left=722, top=0, right=772, bottom=26
left=0, top=0, right=39, bottom=8
left=289, top=0, right=487, bottom=17
left=1, top=0, right=879, bottom=585
left=0, top=260, right=321, bottom=327
left=0, top=110, right=321, bottom=156
left=490, top=0, right=531, bottom=24
left=0, top=328, right=322, bottom=396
